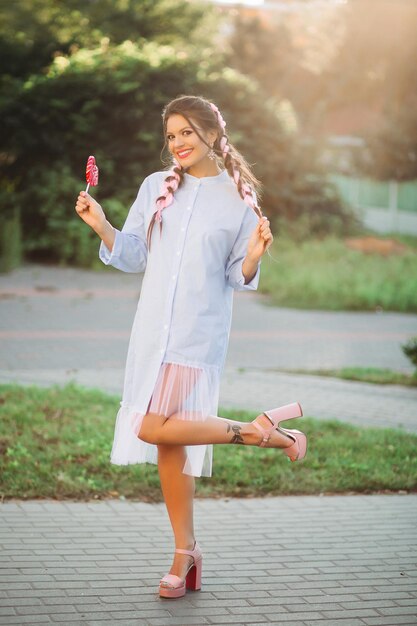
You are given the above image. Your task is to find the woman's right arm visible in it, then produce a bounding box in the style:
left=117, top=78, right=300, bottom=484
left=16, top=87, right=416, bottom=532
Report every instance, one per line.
left=75, top=191, right=116, bottom=250
left=75, top=182, right=149, bottom=273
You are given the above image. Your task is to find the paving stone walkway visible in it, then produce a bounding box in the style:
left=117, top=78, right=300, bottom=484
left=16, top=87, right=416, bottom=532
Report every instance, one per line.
left=1, top=495, right=416, bottom=625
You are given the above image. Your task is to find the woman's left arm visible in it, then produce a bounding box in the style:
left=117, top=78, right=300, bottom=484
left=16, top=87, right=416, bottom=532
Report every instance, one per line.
left=225, top=208, right=272, bottom=291
left=242, top=216, right=273, bottom=284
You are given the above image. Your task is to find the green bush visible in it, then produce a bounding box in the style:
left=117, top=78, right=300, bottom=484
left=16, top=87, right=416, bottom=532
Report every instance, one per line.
left=402, top=336, right=417, bottom=374
left=0, top=209, right=22, bottom=273
left=21, top=164, right=135, bottom=266
left=15, top=165, right=110, bottom=267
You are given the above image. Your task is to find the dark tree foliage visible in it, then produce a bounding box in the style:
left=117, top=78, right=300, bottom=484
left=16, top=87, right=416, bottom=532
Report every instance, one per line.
left=0, top=0, right=207, bottom=79
left=0, top=0, right=359, bottom=267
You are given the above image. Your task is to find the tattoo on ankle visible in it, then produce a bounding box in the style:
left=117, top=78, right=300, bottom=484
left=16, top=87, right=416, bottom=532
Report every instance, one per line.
left=226, top=423, right=245, bottom=445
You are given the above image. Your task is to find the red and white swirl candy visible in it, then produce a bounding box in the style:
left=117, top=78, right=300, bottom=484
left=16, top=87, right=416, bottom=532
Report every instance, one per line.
left=85, top=155, right=99, bottom=192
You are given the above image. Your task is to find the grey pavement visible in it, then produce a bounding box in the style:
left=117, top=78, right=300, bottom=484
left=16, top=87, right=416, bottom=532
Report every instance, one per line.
left=0, top=264, right=415, bottom=372
left=0, top=263, right=416, bottom=432
left=1, top=495, right=416, bottom=625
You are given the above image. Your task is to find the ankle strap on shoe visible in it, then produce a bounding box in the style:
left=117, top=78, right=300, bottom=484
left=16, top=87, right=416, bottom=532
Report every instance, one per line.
left=253, top=420, right=271, bottom=447
left=175, top=547, right=195, bottom=556
left=175, top=541, right=200, bottom=557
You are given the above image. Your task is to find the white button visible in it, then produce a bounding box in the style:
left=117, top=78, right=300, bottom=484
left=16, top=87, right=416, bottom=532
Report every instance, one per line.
left=172, top=275, right=176, bottom=280
left=181, top=227, right=185, bottom=231
left=160, top=349, right=164, bottom=353
left=164, top=324, right=168, bottom=329
left=177, top=251, right=180, bottom=256
left=187, top=206, right=191, bottom=211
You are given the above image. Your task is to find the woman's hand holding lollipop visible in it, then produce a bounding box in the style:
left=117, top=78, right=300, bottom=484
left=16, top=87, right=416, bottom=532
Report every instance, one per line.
left=75, top=155, right=116, bottom=252
left=75, top=190, right=106, bottom=232
left=75, top=155, right=106, bottom=232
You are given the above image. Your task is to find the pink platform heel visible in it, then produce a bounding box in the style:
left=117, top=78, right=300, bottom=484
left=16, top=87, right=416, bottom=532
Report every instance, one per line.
left=252, top=402, right=307, bottom=462
left=159, top=540, right=203, bottom=599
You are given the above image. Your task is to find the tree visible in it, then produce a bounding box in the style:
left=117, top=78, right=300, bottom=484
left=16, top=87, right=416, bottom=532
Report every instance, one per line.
left=0, top=0, right=212, bottom=79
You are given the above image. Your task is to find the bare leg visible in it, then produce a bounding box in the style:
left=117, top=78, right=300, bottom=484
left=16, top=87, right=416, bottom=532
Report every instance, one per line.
left=149, top=364, right=202, bottom=590
left=157, top=444, right=196, bottom=583
left=140, top=411, right=294, bottom=449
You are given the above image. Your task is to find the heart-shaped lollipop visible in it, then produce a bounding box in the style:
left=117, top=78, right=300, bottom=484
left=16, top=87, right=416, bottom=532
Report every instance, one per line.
left=85, top=155, right=99, bottom=193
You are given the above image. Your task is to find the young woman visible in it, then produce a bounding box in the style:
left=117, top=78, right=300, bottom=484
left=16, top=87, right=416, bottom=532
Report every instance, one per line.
left=75, top=94, right=307, bottom=599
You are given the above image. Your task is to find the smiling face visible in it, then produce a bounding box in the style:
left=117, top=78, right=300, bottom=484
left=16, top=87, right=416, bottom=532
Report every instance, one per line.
left=165, top=113, right=218, bottom=173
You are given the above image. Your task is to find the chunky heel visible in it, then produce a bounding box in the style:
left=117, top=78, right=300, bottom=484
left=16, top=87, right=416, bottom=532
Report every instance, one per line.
left=186, top=555, right=202, bottom=590
left=159, top=541, right=203, bottom=598
left=264, top=402, right=303, bottom=426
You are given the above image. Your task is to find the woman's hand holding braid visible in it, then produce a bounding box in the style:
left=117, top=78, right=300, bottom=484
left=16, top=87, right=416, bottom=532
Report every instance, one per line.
left=247, top=216, right=273, bottom=261
left=241, top=217, right=273, bottom=284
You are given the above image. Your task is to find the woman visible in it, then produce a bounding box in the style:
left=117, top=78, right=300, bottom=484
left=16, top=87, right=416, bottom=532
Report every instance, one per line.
left=75, top=94, right=307, bottom=599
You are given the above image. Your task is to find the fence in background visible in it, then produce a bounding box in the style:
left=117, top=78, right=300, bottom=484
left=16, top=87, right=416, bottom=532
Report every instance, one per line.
left=330, top=174, right=417, bottom=235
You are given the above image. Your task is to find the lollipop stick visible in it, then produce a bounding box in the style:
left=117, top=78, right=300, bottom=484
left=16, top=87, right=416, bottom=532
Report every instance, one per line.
left=85, top=182, right=90, bottom=193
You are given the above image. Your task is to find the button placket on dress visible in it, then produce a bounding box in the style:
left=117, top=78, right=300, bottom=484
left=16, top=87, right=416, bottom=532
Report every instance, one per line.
left=158, top=182, right=200, bottom=361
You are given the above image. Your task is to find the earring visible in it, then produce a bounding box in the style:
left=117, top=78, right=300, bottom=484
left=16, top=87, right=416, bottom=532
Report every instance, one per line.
left=208, top=144, right=216, bottom=160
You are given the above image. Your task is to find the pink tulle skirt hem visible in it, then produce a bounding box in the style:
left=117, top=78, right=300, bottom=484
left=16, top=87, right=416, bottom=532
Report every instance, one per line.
left=109, top=361, right=220, bottom=477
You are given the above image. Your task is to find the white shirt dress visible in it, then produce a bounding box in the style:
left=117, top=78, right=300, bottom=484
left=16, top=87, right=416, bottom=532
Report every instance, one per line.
left=99, top=168, right=261, bottom=477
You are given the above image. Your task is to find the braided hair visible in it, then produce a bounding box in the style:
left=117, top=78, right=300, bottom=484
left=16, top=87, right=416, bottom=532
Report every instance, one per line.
left=147, top=94, right=265, bottom=251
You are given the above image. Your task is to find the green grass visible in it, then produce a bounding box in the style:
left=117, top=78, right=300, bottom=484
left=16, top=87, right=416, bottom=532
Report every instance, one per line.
left=259, top=232, right=417, bottom=312
left=1, top=383, right=416, bottom=502
left=264, top=367, right=417, bottom=387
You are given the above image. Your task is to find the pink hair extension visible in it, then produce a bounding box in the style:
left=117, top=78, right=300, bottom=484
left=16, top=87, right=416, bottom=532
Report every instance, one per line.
left=156, top=162, right=181, bottom=218
left=146, top=158, right=182, bottom=250
left=210, top=102, right=263, bottom=220
left=211, top=105, right=277, bottom=260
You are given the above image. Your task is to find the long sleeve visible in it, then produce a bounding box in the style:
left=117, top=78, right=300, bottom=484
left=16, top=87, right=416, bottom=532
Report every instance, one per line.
left=99, top=177, right=149, bottom=273
left=225, top=204, right=261, bottom=291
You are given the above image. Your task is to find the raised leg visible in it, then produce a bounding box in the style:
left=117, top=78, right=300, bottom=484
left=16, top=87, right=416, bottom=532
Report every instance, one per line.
left=139, top=411, right=294, bottom=449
